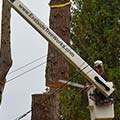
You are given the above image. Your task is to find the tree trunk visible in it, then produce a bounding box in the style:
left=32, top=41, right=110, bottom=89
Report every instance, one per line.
left=31, top=93, right=59, bottom=120
left=0, top=0, right=12, bottom=104
left=46, top=0, right=70, bottom=87
left=46, top=0, right=71, bottom=119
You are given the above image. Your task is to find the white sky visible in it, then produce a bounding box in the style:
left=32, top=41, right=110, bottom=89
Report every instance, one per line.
left=0, top=0, right=50, bottom=120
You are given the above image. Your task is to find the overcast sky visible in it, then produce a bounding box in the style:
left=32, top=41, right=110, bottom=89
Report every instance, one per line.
left=0, top=0, right=50, bottom=119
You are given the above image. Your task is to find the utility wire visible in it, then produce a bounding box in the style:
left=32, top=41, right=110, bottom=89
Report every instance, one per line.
left=6, top=44, right=70, bottom=83
left=14, top=110, right=31, bottom=120
left=8, top=55, right=47, bottom=75
left=7, top=43, right=68, bottom=82
left=6, top=61, right=47, bottom=83
left=6, top=53, right=55, bottom=83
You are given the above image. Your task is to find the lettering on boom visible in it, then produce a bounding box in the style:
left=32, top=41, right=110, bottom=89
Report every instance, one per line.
left=45, top=28, right=75, bottom=57
left=29, top=13, right=46, bottom=30
left=19, top=4, right=29, bottom=15
left=18, top=4, right=46, bottom=30
left=18, top=3, right=75, bottom=57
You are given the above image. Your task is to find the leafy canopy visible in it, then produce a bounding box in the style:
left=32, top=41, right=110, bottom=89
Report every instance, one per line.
left=60, top=0, right=120, bottom=119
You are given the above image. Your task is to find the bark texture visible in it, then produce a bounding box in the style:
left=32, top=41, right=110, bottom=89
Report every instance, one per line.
left=45, top=0, right=71, bottom=120
left=0, top=0, right=12, bottom=103
left=31, top=93, right=59, bottom=120
left=46, top=0, right=70, bottom=86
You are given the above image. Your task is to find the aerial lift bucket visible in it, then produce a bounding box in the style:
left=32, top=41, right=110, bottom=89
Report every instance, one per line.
left=87, top=82, right=114, bottom=120
left=59, top=80, right=114, bottom=120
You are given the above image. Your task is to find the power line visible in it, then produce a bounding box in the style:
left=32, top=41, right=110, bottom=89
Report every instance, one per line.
left=6, top=44, right=69, bottom=83
left=8, top=55, right=47, bottom=75
left=14, top=110, right=31, bottom=120
left=6, top=61, right=47, bottom=83
left=7, top=44, right=67, bottom=83
left=6, top=54, right=55, bottom=83
left=8, top=43, right=68, bottom=76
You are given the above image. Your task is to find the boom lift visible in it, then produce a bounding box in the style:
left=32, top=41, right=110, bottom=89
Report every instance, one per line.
left=59, top=80, right=114, bottom=120
left=7, top=0, right=114, bottom=119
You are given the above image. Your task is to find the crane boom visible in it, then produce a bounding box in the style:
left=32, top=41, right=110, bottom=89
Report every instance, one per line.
left=8, top=0, right=114, bottom=96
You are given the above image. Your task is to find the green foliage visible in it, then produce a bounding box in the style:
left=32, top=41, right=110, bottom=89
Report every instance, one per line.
left=60, top=68, right=90, bottom=120
left=108, top=67, right=120, bottom=119
left=60, top=0, right=120, bottom=119
left=60, top=87, right=90, bottom=120
left=71, top=0, right=120, bottom=67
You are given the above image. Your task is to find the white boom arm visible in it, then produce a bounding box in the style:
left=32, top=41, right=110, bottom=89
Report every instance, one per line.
left=8, top=0, right=114, bottom=96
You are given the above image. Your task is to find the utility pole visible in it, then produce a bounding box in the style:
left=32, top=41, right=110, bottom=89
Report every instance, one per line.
left=31, top=0, right=71, bottom=119
left=0, top=0, right=12, bottom=104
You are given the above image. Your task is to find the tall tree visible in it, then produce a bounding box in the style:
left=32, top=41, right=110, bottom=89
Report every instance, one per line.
left=45, top=0, right=71, bottom=119
left=0, top=0, right=12, bottom=104
left=46, top=0, right=70, bottom=120
left=60, top=0, right=120, bottom=119
left=32, top=0, right=71, bottom=119
left=46, top=0, right=70, bottom=87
